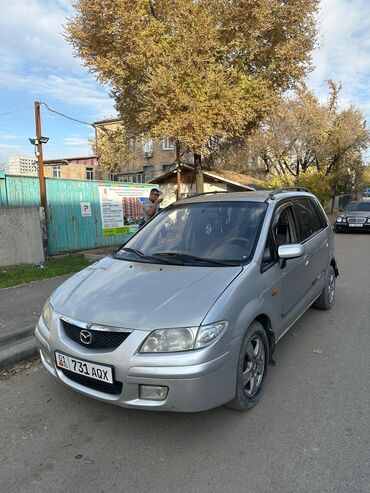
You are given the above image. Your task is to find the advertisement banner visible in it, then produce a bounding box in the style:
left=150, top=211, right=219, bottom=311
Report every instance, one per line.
left=98, top=183, right=156, bottom=236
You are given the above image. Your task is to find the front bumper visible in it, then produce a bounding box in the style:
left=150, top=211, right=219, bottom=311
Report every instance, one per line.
left=335, top=221, right=370, bottom=232
left=35, top=318, right=239, bottom=412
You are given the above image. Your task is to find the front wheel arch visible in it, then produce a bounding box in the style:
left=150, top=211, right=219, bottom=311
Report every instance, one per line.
left=330, top=258, right=339, bottom=277
left=254, top=314, right=275, bottom=364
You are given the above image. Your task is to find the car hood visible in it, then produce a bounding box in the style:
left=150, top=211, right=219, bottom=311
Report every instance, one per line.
left=343, top=210, right=370, bottom=218
left=51, top=257, right=242, bottom=330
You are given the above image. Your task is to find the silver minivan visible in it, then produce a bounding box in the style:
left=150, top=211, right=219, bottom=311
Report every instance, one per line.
left=35, top=189, right=338, bottom=412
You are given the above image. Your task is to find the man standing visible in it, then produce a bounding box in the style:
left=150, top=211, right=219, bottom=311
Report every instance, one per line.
left=142, top=188, right=163, bottom=224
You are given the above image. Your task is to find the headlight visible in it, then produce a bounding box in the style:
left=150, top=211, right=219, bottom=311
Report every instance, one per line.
left=336, top=217, right=342, bottom=223
left=139, top=321, right=228, bottom=353
left=195, top=321, right=228, bottom=349
left=41, top=300, right=53, bottom=330
left=367, top=218, right=370, bottom=223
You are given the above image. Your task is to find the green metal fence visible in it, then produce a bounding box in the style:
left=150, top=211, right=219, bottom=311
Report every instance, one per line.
left=0, top=174, right=133, bottom=254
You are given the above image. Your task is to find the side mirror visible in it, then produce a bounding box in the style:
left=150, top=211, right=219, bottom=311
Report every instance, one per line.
left=278, top=244, right=305, bottom=260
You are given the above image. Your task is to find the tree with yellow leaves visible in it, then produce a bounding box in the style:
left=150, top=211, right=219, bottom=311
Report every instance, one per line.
left=67, top=0, right=318, bottom=191
left=245, top=81, right=369, bottom=203
left=90, top=126, right=131, bottom=175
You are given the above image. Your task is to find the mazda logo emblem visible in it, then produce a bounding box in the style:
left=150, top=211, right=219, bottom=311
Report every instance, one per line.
left=80, top=329, right=92, bottom=345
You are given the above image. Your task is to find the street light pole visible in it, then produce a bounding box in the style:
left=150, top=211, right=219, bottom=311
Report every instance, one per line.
left=34, top=100, right=46, bottom=209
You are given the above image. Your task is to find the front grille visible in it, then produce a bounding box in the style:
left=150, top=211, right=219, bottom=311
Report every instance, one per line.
left=347, top=216, right=366, bottom=224
left=60, top=367, right=123, bottom=395
left=62, top=320, right=130, bottom=350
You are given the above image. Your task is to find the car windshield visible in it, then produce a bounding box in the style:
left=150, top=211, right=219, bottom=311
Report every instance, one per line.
left=115, top=201, right=267, bottom=265
left=345, top=202, right=370, bottom=212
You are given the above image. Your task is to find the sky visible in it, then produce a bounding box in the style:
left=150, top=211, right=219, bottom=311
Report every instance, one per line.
left=0, top=0, right=369, bottom=165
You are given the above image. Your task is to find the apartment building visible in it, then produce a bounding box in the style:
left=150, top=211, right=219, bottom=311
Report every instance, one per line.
left=94, top=117, right=193, bottom=182
left=6, top=156, right=38, bottom=176
left=43, top=156, right=106, bottom=181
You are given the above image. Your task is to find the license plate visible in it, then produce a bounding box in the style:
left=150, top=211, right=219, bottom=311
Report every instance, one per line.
left=55, top=352, right=113, bottom=384
left=349, top=223, right=363, bottom=227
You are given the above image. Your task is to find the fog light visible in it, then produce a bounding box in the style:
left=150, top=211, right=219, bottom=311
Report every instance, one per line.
left=41, top=349, right=51, bottom=365
left=139, top=385, right=168, bottom=401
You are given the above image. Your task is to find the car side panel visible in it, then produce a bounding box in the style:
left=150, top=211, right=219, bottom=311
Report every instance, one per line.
left=278, top=253, right=313, bottom=330
left=202, top=261, right=283, bottom=344
left=300, top=230, right=328, bottom=301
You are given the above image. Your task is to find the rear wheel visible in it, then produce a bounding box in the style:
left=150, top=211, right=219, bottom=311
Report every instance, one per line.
left=312, top=265, right=336, bottom=310
left=226, top=321, right=268, bottom=411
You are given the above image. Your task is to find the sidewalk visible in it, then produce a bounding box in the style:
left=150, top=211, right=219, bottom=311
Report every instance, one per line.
left=0, top=275, right=72, bottom=370
left=0, top=247, right=114, bottom=370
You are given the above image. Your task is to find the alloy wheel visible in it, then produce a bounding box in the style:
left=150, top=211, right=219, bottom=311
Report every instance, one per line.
left=328, top=270, right=335, bottom=304
left=242, top=335, right=266, bottom=397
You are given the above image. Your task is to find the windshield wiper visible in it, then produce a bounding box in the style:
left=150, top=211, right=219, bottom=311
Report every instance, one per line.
left=115, top=247, right=183, bottom=265
left=153, top=252, right=236, bottom=266
left=121, top=247, right=146, bottom=257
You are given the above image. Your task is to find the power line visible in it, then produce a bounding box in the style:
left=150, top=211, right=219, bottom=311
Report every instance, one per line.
left=40, top=101, right=95, bottom=128
left=40, top=101, right=122, bottom=136
left=1, top=100, right=115, bottom=136
left=0, top=105, right=34, bottom=117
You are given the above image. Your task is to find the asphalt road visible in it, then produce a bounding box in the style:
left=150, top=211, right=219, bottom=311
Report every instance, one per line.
left=1, top=234, right=369, bottom=493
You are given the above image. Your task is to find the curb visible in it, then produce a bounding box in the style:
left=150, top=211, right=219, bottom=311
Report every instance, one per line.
left=0, top=329, right=38, bottom=372
left=0, top=326, right=34, bottom=346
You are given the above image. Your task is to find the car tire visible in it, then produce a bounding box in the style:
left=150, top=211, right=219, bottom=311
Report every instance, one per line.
left=312, top=265, right=336, bottom=310
left=226, top=321, right=269, bottom=412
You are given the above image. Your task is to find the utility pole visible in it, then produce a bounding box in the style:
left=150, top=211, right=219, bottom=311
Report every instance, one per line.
left=175, top=141, right=182, bottom=201
left=34, top=100, right=46, bottom=209
left=33, top=100, right=48, bottom=257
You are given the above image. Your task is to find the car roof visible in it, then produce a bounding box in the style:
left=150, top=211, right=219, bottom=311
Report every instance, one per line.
left=176, top=190, right=315, bottom=205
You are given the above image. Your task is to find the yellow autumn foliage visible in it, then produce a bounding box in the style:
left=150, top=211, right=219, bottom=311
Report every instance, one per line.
left=66, top=0, right=318, bottom=153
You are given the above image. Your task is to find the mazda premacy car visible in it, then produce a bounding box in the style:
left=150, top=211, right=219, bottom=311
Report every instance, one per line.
left=35, top=189, right=338, bottom=412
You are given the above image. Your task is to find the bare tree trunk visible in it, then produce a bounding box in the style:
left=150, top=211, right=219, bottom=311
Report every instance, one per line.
left=194, top=153, right=204, bottom=193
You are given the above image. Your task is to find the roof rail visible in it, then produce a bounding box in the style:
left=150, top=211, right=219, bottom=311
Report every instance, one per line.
left=181, top=191, right=232, bottom=200
left=266, top=187, right=311, bottom=201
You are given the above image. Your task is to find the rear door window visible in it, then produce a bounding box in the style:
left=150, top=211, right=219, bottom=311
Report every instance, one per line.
left=293, top=198, right=322, bottom=241
left=310, top=199, right=328, bottom=228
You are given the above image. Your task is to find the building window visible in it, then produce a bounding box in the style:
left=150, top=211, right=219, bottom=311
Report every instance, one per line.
left=129, top=138, right=136, bottom=153
left=132, top=173, right=143, bottom=183
left=208, top=136, right=221, bottom=149
left=53, top=165, right=61, bottom=178
left=162, top=137, right=175, bottom=151
left=117, top=173, right=143, bottom=183
left=86, top=167, right=94, bottom=180
left=162, top=164, right=175, bottom=173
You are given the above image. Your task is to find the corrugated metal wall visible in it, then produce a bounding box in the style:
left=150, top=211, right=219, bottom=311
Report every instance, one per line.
left=0, top=175, right=132, bottom=254
left=45, top=178, right=131, bottom=254
left=4, top=175, right=41, bottom=206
